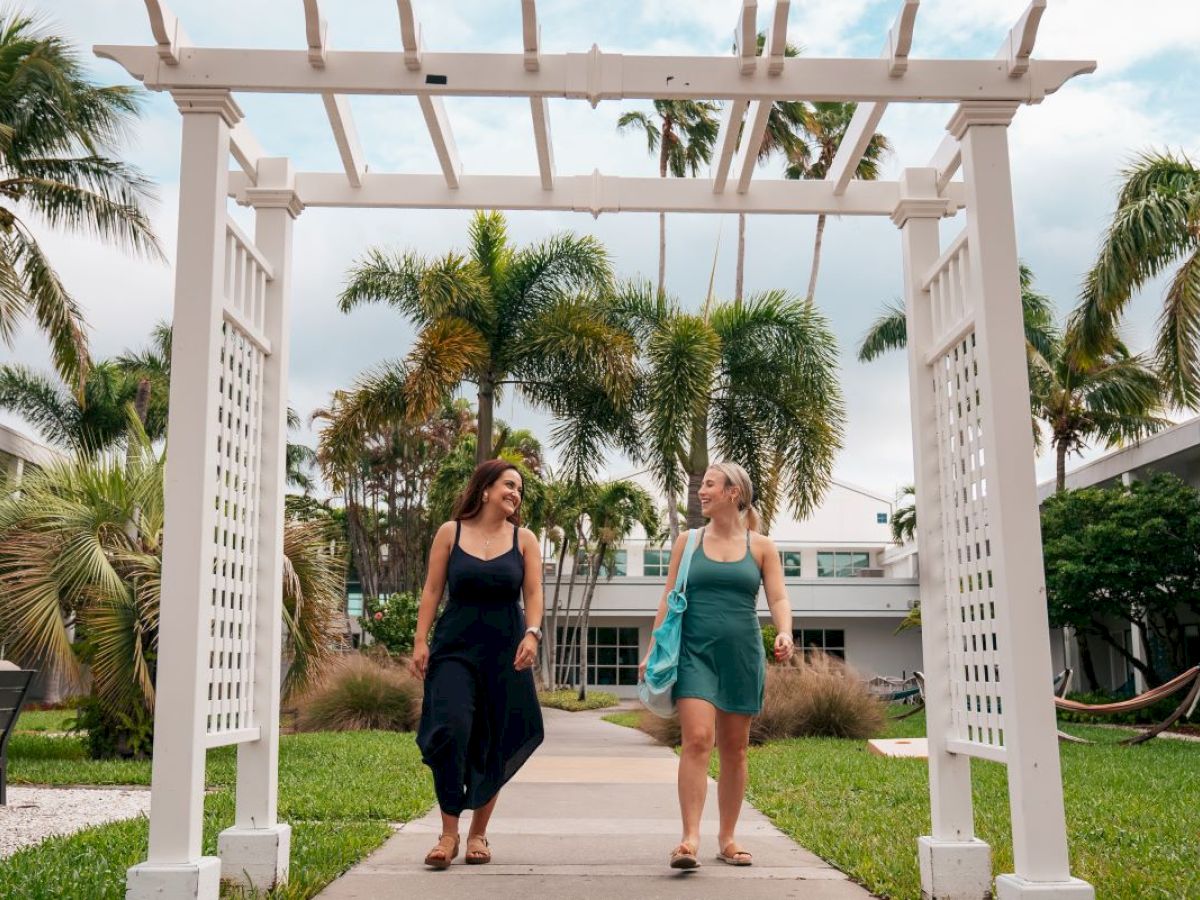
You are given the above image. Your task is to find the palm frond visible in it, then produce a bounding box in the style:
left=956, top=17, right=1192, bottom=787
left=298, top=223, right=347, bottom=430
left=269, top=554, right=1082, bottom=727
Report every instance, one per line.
left=857, top=302, right=907, bottom=362
left=404, top=316, right=489, bottom=420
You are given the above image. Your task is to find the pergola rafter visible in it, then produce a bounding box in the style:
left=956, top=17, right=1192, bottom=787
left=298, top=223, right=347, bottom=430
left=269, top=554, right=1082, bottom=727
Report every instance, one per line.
left=100, top=3, right=1100, bottom=899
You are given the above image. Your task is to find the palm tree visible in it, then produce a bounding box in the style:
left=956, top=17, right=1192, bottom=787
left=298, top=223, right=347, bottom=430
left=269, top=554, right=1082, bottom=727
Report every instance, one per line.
left=540, top=476, right=592, bottom=689
left=891, top=484, right=916, bottom=544
left=614, top=282, right=844, bottom=531
left=731, top=33, right=808, bottom=303
left=617, top=100, right=721, bottom=297
left=858, top=267, right=1170, bottom=492
left=786, top=102, right=891, bottom=302
left=568, top=480, right=660, bottom=700
left=0, top=13, right=161, bottom=391
left=338, top=211, right=636, bottom=471
left=0, top=418, right=344, bottom=756
left=1069, top=150, right=1200, bottom=409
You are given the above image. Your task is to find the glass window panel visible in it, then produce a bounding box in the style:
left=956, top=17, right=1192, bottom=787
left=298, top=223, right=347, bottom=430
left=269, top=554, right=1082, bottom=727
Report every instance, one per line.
left=347, top=592, right=363, bottom=617
left=619, top=647, right=639, bottom=666
left=877, top=512, right=888, bottom=524
left=816, top=552, right=836, bottom=578
left=644, top=549, right=668, bottom=576
left=619, top=627, right=638, bottom=644
left=780, top=551, right=802, bottom=577
left=826, top=629, right=845, bottom=648
left=618, top=667, right=639, bottom=686
left=593, top=627, right=617, bottom=645
left=597, top=647, right=616, bottom=665
left=596, top=667, right=617, bottom=685
left=586, top=646, right=595, bottom=664
left=827, top=648, right=847, bottom=660
left=850, top=552, right=870, bottom=571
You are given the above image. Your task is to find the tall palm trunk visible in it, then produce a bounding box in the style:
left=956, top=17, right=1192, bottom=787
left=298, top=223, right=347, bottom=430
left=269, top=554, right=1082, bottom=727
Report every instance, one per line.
left=735, top=213, right=746, bottom=303
left=556, top=546, right=583, bottom=686
left=657, top=118, right=674, bottom=298
left=575, top=550, right=605, bottom=702
left=476, top=376, right=495, bottom=465
left=684, top=412, right=710, bottom=529
left=543, top=539, right=570, bottom=689
left=805, top=213, right=827, bottom=302
left=666, top=490, right=680, bottom=541
left=1056, top=438, right=1068, bottom=493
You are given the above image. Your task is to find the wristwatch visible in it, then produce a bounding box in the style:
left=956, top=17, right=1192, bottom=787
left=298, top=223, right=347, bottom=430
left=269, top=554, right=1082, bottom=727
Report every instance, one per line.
left=525, top=626, right=543, bottom=641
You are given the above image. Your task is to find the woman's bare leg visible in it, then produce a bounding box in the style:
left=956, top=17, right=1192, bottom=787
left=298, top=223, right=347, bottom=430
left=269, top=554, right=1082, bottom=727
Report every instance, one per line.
left=677, top=698, right=717, bottom=849
left=714, top=709, right=753, bottom=853
left=468, top=793, right=499, bottom=837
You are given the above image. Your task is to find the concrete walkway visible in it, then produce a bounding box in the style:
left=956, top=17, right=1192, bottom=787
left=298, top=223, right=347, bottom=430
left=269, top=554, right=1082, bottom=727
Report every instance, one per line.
left=318, top=707, right=875, bottom=899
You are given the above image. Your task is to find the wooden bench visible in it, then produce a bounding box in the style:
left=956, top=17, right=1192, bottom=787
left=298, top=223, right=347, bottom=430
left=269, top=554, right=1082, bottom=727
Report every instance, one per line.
left=0, top=669, right=37, bottom=805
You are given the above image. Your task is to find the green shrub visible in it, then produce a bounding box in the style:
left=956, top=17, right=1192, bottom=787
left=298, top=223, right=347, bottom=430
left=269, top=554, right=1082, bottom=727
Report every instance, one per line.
left=761, top=624, right=778, bottom=662
left=73, top=695, right=153, bottom=760
left=538, top=689, right=620, bottom=711
left=360, top=592, right=427, bottom=655
left=296, top=654, right=421, bottom=732
left=636, top=651, right=885, bottom=746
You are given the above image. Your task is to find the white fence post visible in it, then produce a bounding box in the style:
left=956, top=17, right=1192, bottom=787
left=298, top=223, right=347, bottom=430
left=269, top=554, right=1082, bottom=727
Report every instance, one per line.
left=127, top=89, right=241, bottom=900
left=216, top=158, right=302, bottom=890
left=953, top=102, right=1093, bottom=899
left=894, top=168, right=993, bottom=900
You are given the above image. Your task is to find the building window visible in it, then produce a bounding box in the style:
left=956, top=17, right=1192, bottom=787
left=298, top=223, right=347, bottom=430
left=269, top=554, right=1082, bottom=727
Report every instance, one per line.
left=877, top=512, right=889, bottom=524
left=543, top=560, right=558, bottom=577
left=778, top=550, right=802, bottom=577
left=576, top=549, right=628, bottom=578
left=347, top=591, right=364, bottom=618
left=643, top=547, right=670, bottom=577
left=793, top=628, right=845, bottom=660
left=555, top=626, right=640, bottom=686
left=816, top=551, right=871, bottom=578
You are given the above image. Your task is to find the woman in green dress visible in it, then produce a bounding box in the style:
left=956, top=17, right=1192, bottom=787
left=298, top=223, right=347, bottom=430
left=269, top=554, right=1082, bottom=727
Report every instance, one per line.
left=640, top=462, right=794, bottom=869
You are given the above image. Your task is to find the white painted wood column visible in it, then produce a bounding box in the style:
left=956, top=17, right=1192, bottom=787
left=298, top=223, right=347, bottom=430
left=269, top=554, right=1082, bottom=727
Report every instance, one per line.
left=216, top=158, right=302, bottom=890
left=127, top=89, right=241, bottom=900
left=893, top=168, right=992, bottom=900
left=953, top=102, right=1093, bottom=900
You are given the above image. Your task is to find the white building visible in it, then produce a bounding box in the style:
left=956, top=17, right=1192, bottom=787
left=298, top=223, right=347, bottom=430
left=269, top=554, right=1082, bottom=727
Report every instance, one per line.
left=550, top=475, right=923, bottom=696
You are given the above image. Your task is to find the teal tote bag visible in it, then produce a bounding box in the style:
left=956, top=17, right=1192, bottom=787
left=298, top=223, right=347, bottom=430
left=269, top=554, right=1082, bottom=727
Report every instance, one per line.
left=638, top=528, right=698, bottom=717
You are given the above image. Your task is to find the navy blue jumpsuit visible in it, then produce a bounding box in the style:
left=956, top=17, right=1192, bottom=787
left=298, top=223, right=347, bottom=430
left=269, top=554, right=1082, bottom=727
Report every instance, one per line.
left=416, top=521, right=544, bottom=815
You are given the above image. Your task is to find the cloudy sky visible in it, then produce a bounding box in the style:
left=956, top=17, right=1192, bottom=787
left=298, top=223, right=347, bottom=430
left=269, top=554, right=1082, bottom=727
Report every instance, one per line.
left=6, top=0, right=1200, bottom=501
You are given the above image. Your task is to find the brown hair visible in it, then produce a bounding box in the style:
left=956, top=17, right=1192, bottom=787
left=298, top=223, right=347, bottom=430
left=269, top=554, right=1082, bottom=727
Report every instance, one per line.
left=451, top=459, right=523, bottom=525
left=709, top=461, right=761, bottom=533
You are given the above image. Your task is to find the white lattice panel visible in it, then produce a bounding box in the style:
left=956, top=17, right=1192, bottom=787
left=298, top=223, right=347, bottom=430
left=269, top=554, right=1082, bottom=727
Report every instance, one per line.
left=205, top=220, right=270, bottom=742
left=928, top=232, right=1005, bottom=759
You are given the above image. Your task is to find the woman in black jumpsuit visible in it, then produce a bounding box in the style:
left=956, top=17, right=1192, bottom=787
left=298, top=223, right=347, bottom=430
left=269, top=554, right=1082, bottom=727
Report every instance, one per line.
left=410, top=460, right=545, bottom=869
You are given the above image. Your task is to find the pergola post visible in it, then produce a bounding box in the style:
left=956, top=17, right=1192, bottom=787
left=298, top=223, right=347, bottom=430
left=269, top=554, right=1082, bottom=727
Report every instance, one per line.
left=216, top=157, right=302, bottom=891
left=894, top=167, right=993, bottom=900
left=952, top=102, right=1092, bottom=899
left=126, top=89, right=241, bottom=900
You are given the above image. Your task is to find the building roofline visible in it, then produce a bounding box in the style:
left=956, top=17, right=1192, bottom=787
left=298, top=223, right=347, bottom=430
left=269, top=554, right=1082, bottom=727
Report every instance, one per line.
left=0, top=423, right=63, bottom=469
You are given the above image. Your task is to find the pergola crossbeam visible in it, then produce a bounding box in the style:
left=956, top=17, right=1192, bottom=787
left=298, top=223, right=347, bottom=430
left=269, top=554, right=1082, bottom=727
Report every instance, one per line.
left=227, top=170, right=963, bottom=217
left=303, top=0, right=365, bottom=188
left=396, top=0, right=422, bottom=70
left=530, top=98, right=555, bottom=190
left=144, top=0, right=188, bottom=65
left=735, top=0, right=758, bottom=75
left=929, top=133, right=961, bottom=192
left=712, top=98, right=749, bottom=194
left=95, top=47, right=1094, bottom=104
left=827, top=0, right=918, bottom=197
left=732, top=99, right=773, bottom=193
left=522, top=0, right=540, bottom=72
left=764, top=1, right=790, bottom=75
left=395, top=1, right=461, bottom=189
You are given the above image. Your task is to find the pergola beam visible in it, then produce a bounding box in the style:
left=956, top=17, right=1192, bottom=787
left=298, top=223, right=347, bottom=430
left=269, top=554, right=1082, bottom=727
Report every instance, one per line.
left=732, top=100, right=773, bottom=194
left=303, top=0, right=365, bottom=188
left=395, top=1, right=460, bottom=189
left=827, top=0, right=918, bottom=197
left=530, top=98, right=555, bottom=190
left=763, top=0, right=790, bottom=75
left=228, top=170, right=964, bottom=217
left=735, top=0, right=758, bottom=75
left=712, top=98, right=749, bottom=194
left=396, top=0, right=422, bottom=70
left=144, top=0, right=188, bottom=65
left=925, top=0, right=1049, bottom=185
left=95, top=47, right=1095, bottom=104
left=522, top=0, right=540, bottom=72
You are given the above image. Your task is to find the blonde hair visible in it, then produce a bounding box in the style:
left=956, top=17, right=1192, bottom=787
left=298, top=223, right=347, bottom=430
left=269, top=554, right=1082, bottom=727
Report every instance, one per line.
left=708, top=461, right=761, bottom=533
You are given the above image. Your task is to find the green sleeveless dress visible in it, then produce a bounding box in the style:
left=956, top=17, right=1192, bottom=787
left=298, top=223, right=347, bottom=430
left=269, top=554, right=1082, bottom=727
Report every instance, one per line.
left=673, top=528, right=766, bottom=715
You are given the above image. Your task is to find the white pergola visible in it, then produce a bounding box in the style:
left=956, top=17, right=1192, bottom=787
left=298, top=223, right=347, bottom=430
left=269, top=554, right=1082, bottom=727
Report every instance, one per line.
left=96, top=2, right=1096, bottom=897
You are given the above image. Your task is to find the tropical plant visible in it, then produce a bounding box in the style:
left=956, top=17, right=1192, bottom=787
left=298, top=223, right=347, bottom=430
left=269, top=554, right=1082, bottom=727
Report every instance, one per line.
left=891, top=484, right=916, bottom=544
left=359, top=591, right=426, bottom=656
left=316, top=391, right=476, bottom=599
left=539, top=475, right=592, bottom=690
left=617, top=100, right=721, bottom=296
left=426, top=432, right=548, bottom=535
left=339, top=210, right=635, bottom=470
left=0, top=419, right=345, bottom=757
left=294, top=653, right=421, bottom=733
left=0, top=12, right=161, bottom=390
left=1069, top=150, right=1200, bottom=409
left=613, top=281, right=844, bottom=531
left=786, top=102, right=891, bottom=302
left=731, top=33, right=808, bottom=302
left=857, top=265, right=1166, bottom=490
left=285, top=406, right=318, bottom=493
left=563, top=479, right=660, bottom=701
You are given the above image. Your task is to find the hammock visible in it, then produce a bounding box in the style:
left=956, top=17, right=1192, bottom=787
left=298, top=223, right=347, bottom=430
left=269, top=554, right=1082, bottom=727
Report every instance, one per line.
left=887, top=668, right=1071, bottom=722
left=1055, top=665, right=1200, bottom=746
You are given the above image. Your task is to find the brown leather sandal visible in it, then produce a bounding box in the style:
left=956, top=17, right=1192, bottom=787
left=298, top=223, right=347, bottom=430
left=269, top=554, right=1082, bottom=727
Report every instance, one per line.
left=424, top=833, right=459, bottom=869
left=669, top=841, right=700, bottom=869
left=466, top=834, right=492, bottom=865
left=717, top=841, right=753, bottom=866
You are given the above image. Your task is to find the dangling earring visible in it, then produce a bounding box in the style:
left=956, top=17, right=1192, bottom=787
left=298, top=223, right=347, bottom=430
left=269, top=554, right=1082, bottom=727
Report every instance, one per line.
left=483, top=493, right=489, bottom=503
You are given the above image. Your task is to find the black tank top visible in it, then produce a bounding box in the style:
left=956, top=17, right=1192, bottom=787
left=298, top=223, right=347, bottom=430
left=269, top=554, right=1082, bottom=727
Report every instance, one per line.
left=447, top=519, right=524, bottom=607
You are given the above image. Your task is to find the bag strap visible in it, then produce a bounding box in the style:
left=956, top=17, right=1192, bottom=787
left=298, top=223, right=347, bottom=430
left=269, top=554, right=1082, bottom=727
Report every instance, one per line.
left=674, top=528, right=699, bottom=594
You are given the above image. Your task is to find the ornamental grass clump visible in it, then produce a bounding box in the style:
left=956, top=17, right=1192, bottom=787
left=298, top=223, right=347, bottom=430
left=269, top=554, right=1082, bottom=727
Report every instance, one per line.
left=637, top=650, right=884, bottom=745
left=296, top=654, right=422, bottom=732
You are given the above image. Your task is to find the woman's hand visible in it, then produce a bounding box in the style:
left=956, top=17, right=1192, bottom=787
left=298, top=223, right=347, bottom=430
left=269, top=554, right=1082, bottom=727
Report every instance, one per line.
left=638, top=654, right=650, bottom=681
left=410, top=640, right=430, bottom=680
left=514, top=633, right=539, bottom=671
left=774, top=630, right=794, bottom=663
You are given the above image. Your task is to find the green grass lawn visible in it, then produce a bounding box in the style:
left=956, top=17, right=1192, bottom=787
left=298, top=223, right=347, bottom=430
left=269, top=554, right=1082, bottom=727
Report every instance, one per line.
left=0, top=731, right=434, bottom=899
left=12, top=708, right=79, bottom=733
left=538, top=689, right=620, bottom=711
left=604, top=704, right=1200, bottom=899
